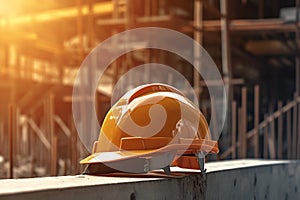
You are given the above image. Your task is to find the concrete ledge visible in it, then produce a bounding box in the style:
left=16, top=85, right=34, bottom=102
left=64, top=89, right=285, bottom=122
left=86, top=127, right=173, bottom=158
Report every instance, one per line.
left=0, top=159, right=299, bottom=200
left=206, top=159, right=300, bottom=199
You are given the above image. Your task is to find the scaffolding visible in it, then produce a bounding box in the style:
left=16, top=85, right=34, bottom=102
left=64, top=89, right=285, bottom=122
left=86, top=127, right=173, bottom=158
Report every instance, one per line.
left=0, top=0, right=300, bottom=178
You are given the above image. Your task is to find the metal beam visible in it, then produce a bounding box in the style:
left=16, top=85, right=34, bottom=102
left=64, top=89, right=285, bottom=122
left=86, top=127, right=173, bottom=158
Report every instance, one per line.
left=193, top=0, right=203, bottom=103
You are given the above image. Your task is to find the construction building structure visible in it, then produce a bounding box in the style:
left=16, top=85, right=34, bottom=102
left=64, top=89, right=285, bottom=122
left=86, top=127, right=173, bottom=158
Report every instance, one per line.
left=0, top=0, right=299, bottom=178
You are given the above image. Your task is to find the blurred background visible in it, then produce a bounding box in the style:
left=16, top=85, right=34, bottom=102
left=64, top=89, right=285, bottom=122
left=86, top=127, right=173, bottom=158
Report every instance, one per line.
left=0, top=0, right=299, bottom=178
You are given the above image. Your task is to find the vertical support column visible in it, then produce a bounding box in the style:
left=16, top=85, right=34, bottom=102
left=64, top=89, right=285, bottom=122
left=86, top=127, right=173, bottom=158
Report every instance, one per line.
left=220, top=0, right=232, bottom=143
left=9, top=45, right=17, bottom=110
left=70, top=116, right=78, bottom=175
left=77, top=0, right=88, bottom=172
left=29, top=113, right=35, bottom=177
left=269, top=116, right=276, bottom=159
left=88, top=0, right=95, bottom=49
left=296, top=97, right=300, bottom=159
left=295, top=0, right=300, bottom=95
left=220, top=0, right=232, bottom=95
left=277, top=102, right=283, bottom=159
left=8, top=104, right=16, bottom=179
left=43, top=98, right=50, bottom=172
left=77, top=0, right=84, bottom=60
left=292, top=94, right=297, bottom=159
left=231, top=101, right=236, bottom=159
left=49, top=95, right=57, bottom=176
left=0, top=123, right=3, bottom=156
left=125, top=0, right=135, bottom=87
left=88, top=0, right=97, bottom=152
left=263, top=115, right=268, bottom=159
left=23, top=117, right=29, bottom=158
left=239, top=87, right=247, bottom=158
left=112, top=0, right=120, bottom=87
left=287, top=109, right=292, bottom=159
left=193, top=0, right=203, bottom=104
left=237, top=107, right=242, bottom=156
left=15, top=108, right=20, bottom=167
left=254, top=85, right=259, bottom=158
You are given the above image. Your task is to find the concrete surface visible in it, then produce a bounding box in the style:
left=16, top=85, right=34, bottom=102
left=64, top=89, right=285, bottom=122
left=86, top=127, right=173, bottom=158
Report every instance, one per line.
left=0, top=159, right=299, bottom=200
left=206, top=160, right=300, bottom=200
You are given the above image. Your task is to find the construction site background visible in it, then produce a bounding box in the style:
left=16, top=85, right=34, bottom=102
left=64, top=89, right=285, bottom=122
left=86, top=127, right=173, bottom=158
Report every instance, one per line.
left=0, top=0, right=300, bottom=179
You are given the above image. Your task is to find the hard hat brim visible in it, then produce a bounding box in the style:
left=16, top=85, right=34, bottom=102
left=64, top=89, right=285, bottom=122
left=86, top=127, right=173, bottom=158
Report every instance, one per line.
left=80, top=139, right=218, bottom=164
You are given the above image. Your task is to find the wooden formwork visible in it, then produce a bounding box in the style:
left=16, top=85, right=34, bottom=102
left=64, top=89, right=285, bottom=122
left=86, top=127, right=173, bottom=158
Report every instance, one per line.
left=220, top=85, right=300, bottom=160
left=1, top=0, right=300, bottom=179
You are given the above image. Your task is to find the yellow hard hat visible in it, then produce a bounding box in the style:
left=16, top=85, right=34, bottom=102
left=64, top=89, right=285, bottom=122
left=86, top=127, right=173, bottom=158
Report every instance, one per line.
left=80, top=83, right=218, bottom=174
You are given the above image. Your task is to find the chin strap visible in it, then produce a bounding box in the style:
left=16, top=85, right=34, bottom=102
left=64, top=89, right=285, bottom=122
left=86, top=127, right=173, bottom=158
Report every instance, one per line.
left=162, top=165, right=171, bottom=175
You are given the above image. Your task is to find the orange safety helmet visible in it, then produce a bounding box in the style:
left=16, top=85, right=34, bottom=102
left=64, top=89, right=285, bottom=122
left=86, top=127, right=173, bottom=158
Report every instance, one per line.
left=80, top=83, right=218, bottom=174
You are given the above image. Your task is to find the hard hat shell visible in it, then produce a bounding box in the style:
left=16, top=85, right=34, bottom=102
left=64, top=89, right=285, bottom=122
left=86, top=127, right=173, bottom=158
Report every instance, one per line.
left=80, top=83, right=218, bottom=173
